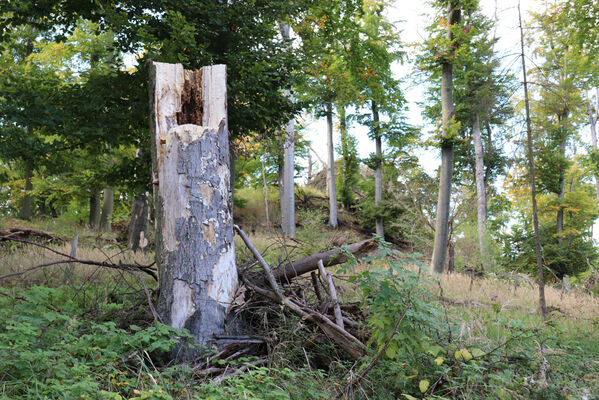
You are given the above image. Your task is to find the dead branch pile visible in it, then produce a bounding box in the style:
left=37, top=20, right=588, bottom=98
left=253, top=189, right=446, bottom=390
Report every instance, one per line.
left=233, top=225, right=371, bottom=360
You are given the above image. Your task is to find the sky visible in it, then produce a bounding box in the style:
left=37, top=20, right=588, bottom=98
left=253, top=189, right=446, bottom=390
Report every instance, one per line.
left=301, top=0, right=541, bottom=178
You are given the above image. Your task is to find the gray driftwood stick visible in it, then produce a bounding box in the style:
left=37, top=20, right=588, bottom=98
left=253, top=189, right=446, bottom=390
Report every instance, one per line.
left=318, top=259, right=344, bottom=330
left=234, top=224, right=284, bottom=302
left=272, top=239, right=375, bottom=283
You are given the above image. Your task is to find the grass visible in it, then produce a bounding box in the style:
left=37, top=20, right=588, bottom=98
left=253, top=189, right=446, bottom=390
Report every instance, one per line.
left=1, top=215, right=599, bottom=399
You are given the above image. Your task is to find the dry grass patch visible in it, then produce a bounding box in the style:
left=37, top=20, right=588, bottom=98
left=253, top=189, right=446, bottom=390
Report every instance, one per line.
left=0, top=242, right=153, bottom=287
left=439, top=271, right=599, bottom=321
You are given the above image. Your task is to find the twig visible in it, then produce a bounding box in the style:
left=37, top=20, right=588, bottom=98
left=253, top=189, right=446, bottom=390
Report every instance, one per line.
left=234, top=225, right=284, bottom=302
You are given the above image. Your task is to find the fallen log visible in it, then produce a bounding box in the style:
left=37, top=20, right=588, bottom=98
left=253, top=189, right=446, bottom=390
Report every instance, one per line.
left=273, top=239, right=376, bottom=283
left=0, top=227, right=66, bottom=243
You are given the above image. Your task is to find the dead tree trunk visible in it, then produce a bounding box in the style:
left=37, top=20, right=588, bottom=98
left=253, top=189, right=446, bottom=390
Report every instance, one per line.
left=150, top=62, right=239, bottom=353
left=128, top=190, right=149, bottom=252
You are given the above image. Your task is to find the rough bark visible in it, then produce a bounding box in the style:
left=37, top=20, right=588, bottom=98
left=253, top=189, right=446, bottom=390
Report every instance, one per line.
left=372, top=101, right=384, bottom=237
left=430, top=3, right=460, bottom=274
left=280, top=23, right=296, bottom=238
left=326, top=102, right=338, bottom=228
left=20, top=157, right=33, bottom=221
left=127, top=190, right=150, bottom=252
left=150, top=62, right=239, bottom=352
left=99, top=187, right=114, bottom=232
left=472, top=113, right=488, bottom=263
left=89, top=189, right=102, bottom=229
left=519, top=4, right=546, bottom=320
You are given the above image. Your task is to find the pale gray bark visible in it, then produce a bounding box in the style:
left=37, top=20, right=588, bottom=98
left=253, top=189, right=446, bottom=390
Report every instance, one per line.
left=89, top=189, right=102, bottom=229
left=326, top=102, right=338, bottom=228
left=150, top=62, right=239, bottom=353
left=372, top=101, right=384, bottom=237
left=20, top=157, right=33, bottom=221
left=431, top=2, right=460, bottom=274
left=307, top=151, right=313, bottom=182
left=127, top=190, right=149, bottom=252
left=472, top=113, right=488, bottom=263
left=99, top=187, right=114, bottom=232
left=519, top=4, right=546, bottom=320
left=280, top=23, right=296, bottom=237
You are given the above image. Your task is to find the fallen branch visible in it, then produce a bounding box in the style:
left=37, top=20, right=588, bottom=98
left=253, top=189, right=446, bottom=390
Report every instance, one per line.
left=0, top=236, right=157, bottom=281
left=318, top=259, right=344, bottom=330
left=0, top=227, right=66, bottom=243
left=273, top=239, right=376, bottom=283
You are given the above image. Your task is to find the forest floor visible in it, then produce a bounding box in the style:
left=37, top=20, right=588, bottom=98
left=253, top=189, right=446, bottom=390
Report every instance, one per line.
left=1, top=214, right=599, bottom=399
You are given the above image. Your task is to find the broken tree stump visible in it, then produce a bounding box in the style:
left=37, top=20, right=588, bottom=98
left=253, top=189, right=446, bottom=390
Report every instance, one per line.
left=150, top=62, right=239, bottom=354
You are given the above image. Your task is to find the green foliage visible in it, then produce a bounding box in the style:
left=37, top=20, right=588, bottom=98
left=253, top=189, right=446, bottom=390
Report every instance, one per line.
left=0, top=286, right=187, bottom=399
left=350, top=244, right=443, bottom=359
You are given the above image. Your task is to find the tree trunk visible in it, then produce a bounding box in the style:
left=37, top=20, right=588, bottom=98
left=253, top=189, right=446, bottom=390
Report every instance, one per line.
left=99, top=187, right=114, bottom=232
left=338, top=105, right=351, bottom=210
left=307, top=151, right=313, bottom=182
left=128, top=190, right=150, bottom=252
left=261, top=153, right=272, bottom=234
left=372, top=101, right=384, bottom=237
left=150, top=62, right=239, bottom=353
left=280, top=23, right=295, bottom=238
left=588, top=89, right=599, bottom=202
left=556, top=111, right=568, bottom=245
left=326, top=102, right=338, bottom=228
left=519, top=4, right=546, bottom=320
left=431, top=2, right=460, bottom=274
left=472, top=113, right=488, bottom=264
left=89, top=189, right=102, bottom=229
left=20, top=157, right=33, bottom=221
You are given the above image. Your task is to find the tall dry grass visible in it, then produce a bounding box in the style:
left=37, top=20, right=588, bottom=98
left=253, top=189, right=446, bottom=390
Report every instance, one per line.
left=0, top=241, right=153, bottom=287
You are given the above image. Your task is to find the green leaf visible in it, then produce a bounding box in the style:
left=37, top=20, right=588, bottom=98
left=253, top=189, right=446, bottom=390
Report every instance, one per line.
left=401, top=394, right=419, bottom=400
left=419, top=379, right=430, bottom=393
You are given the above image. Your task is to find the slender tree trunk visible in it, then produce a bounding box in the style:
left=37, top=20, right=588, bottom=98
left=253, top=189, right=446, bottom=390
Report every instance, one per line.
left=431, top=2, right=460, bottom=274
left=472, top=113, right=488, bottom=264
left=20, top=157, right=33, bottom=221
left=519, top=3, right=546, bottom=320
left=307, top=151, right=313, bottom=182
left=128, top=190, right=149, bottom=252
left=326, top=102, right=338, bottom=228
left=372, top=101, right=384, bottom=237
left=338, top=105, right=351, bottom=210
left=588, top=89, right=599, bottom=202
left=89, top=189, right=102, bottom=229
left=100, top=187, right=114, bottom=232
left=150, top=62, right=240, bottom=354
left=556, top=111, right=568, bottom=245
left=280, top=23, right=295, bottom=237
